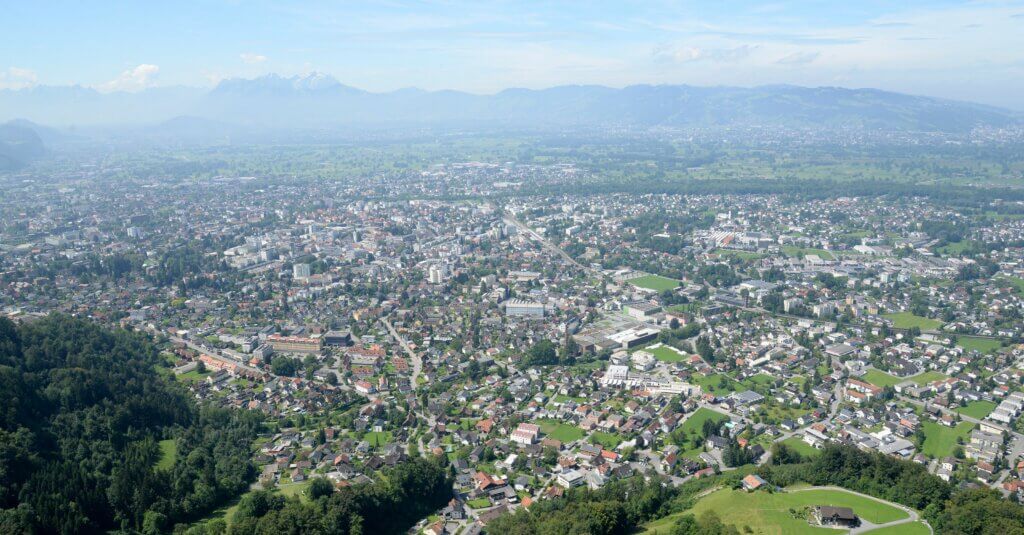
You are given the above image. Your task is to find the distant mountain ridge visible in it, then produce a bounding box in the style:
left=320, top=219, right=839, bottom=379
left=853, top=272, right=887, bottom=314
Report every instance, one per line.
left=0, top=72, right=1020, bottom=135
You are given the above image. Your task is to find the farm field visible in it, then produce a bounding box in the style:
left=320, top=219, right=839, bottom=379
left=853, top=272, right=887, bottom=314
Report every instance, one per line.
left=641, top=487, right=909, bottom=535
left=921, top=421, right=974, bottom=458
left=956, top=400, right=997, bottom=419
left=537, top=419, right=585, bottom=443
left=629, top=274, right=681, bottom=291
left=883, top=312, right=942, bottom=331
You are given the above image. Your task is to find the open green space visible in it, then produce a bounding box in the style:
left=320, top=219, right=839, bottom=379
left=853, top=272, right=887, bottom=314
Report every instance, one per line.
left=921, top=421, right=974, bottom=458
left=691, top=373, right=742, bottom=396
left=590, top=431, right=623, bottom=449
left=1001, top=276, right=1024, bottom=296
left=712, top=248, right=765, bottom=260
left=956, top=400, right=997, bottom=419
left=956, top=336, right=1002, bottom=354
left=862, top=369, right=903, bottom=388
left=176, top=368, right=212, bottom=383
left=157, top=439, right=177, bottom=471
left=363, top=431, right=393, bottom=447
left=862, top=369, right=948, bottom=388
left=537, top=419, right=585, bottom=443
left=782, top=246, right=835, bottom=260
left=780, top=437, right=821, bottom=459
left=552, top=394, right=586, bottom=404
left=679, top=408, right=730, bottom=436
left=467, top=498, right=492, bottom=509
left=629, top=274, right=681, bottom=291
left=883, top=312, right=942, bottom=331
left=642, top=487, right=909, bottom=535
left=647, top=345, right=687, bottom=363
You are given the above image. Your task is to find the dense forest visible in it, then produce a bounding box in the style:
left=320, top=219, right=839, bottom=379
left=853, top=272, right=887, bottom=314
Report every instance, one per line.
left=0, top=314, right=262, bottom=534
left=225, top=457, right=452, bottom=534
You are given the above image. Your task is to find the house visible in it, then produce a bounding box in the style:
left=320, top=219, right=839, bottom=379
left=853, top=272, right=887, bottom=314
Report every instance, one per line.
left=814, top=506, right=858, bottom=528
left=511, top=423, right=541, bottom=445
left=557, top=469, right=585, bottom=488
left=741, top=474, right=767, bottom=491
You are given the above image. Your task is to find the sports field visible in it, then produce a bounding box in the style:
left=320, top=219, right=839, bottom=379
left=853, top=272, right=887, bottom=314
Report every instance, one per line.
left=629, top=274, right=681, bottom=291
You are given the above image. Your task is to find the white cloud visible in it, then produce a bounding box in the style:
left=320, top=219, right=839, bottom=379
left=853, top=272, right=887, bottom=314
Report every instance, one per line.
left=0, top=67, right=38, bottom=89
left=240, top=53, right=267, bottom=64
left=776, top=51, right=819, bottom=65
left=653, top=44, right=756, bottom=64
left=98, top=64, right=159, bottom=92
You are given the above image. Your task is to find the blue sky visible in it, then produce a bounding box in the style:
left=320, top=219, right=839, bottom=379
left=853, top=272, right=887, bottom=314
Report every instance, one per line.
left=2, top=1, right=1023, bottom=108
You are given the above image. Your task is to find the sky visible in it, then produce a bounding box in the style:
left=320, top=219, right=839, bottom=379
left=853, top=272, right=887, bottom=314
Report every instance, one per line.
left=1, top=0, right=1023, bottom=108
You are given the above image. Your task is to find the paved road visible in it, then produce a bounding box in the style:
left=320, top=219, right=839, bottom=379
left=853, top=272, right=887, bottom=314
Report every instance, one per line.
left=382, top=317, right=422, bottom=385
left=501, top=212, right=602, bottom=278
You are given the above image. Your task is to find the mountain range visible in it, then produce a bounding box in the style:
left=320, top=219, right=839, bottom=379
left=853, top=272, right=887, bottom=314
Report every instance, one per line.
left=0, top=73, right=1020, bottom=140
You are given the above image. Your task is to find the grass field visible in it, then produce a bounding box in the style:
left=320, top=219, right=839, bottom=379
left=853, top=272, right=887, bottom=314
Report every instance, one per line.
left=537, top=419, right=585, bottom=443
left=363, top=431, right=392, bottom=447
left=909, top=371, right=949, bottom=385
left=883, top=312, right=942, bottom=331
left=629, top=275, right=681, bottom=291
left=863, top=521, right=931, bottom=535
left=862, top=369, right=903, bottom=387
left=862, top=369, right=948, bottom=388
left=921, top=421, right=974, bottom=458
left=780, top=437, right=822, bottom=458
left=647, top=345, right=687, bottom=363
left=691, top=373, right=742, bottom=396
left=157, top=439, right=177, bottom=471
left=957, top=336, right=1003, bottom=354
left=679, top=408, right=730, bottom=436
left=956, top=401, right=997, bottom=419
left=1002, top=276, right=1024, bottom=296
left=552, top=394, right=586, bottom=404
left=590, top=431, right=623, bottom=449
left=713, top=248, right=765, bottom=260
left=177, top=369, right=212, bottom=383
left=642, top=487, right=909, bottom=535
left=782, top=246, right=835, bottom=260
left=467, top=498, right=492, bottom=509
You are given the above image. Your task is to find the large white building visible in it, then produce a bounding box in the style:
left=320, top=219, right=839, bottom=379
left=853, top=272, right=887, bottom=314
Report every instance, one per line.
left=504, top=299, right=546, bottom=317
left=293, top=263, right=311, bottom=279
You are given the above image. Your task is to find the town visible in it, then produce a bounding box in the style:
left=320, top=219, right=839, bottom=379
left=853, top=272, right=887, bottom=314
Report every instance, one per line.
left=5, top=155, right=1024, bottom=534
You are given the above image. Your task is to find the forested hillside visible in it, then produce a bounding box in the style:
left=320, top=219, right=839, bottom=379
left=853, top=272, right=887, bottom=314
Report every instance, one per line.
left=0, top=315, right=262, bottom=534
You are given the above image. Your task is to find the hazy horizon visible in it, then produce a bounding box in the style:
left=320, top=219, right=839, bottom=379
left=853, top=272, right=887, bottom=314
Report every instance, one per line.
left=3, top=1, right=1024, bottom=109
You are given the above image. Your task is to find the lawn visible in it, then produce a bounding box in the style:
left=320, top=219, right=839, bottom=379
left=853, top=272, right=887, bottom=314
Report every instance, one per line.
left=921, top=421, right=974, bottom=458
left=862, top=369, right=903, bottom=388
left=363, top=431, right=393, bottom=447
left=1002, top=276, right=1024, bottom=296
left=712, top=248, right=765, bottom=260
left=780, top=437, right=821, bottom=459
left=177, top=369, right=212, bottom=383
left=679, top=408, right=730, bottom=436
left=157, top=439, right=177, bottom=471
left=647, top=345, right=687, bottom=363
left=467, top=498, right=492, bottom=509
left=590, top=431, right=623, bottom=449
left=909, top=371, right=949, bottom=385
left=642, top=487, right=909, bottom=535
left=883, top=312, right=942, bottom=331
left=552, top=394, right=587, bottom=404
left=862, top=369, right=947, bottom=388
left=537, top=419, right=585, bottom=443
left=690, top=373, right=742, bottom=396
left=956, top=400, right=997, bottom=419
left=863, top=521, right=931, bottom=535
left=629, top=274, right=682, bottom=292
left=781, top=246, right=835, bottom=260
left=957, top=336, right=1003, bottom=354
